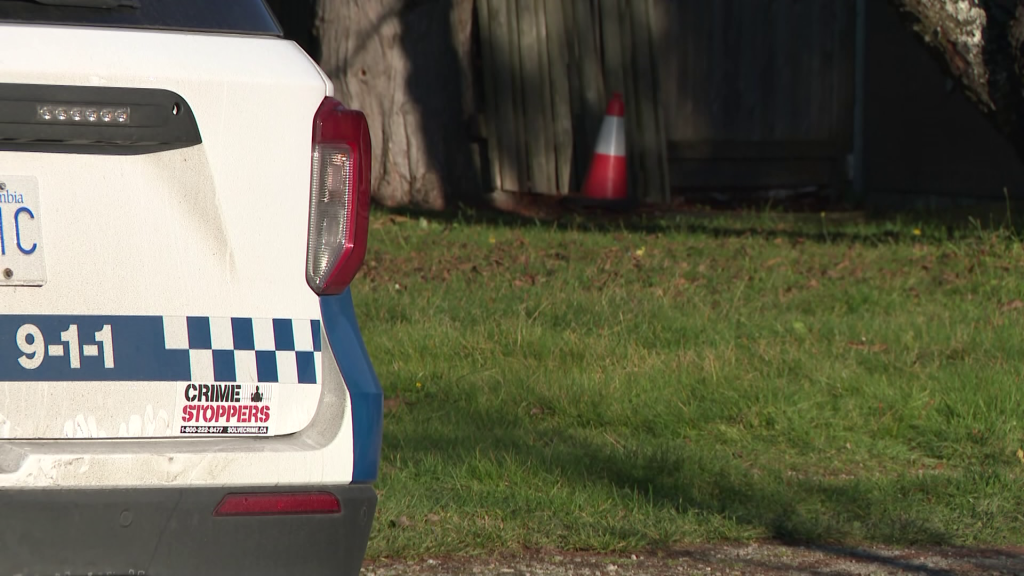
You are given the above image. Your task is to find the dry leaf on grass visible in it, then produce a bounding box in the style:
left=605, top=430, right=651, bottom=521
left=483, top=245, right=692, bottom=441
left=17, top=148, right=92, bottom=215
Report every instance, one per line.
left=847, top=341, right=888, bottom=352
left=372, top=214, right=411, bottom=228
left=513, top=274, right=538, bottom=288
left=391, top=516, right=414, bottom=528
left=1000, top=299, right=1024, bottom=312
left=383, top=395, right=407, bottom=413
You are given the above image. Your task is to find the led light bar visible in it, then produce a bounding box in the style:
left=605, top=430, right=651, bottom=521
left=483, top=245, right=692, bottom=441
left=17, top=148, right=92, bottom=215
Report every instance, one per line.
left=37, top=104, right=130, bottom=124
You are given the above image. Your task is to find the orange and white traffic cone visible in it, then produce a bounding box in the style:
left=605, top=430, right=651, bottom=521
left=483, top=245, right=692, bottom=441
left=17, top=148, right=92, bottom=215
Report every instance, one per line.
left=581, top=93, right=628, bottom=203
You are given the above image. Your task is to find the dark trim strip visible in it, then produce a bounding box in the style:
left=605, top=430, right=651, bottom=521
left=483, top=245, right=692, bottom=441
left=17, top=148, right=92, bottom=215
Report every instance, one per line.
left=0, top=484, right=374, bottom=575
left=0, top=83, right=201, bottom=155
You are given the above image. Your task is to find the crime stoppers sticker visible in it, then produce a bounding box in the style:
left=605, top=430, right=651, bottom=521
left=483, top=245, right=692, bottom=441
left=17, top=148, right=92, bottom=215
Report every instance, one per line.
left=175, top=382, right=276, bottom=436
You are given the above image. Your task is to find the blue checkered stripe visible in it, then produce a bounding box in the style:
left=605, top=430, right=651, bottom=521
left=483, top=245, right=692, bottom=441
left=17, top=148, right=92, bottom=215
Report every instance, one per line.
left=163, top=316, right=322, bottom=384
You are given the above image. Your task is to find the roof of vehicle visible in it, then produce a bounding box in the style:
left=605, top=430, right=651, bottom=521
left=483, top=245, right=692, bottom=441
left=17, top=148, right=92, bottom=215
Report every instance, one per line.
left=0, top=0, right=282, bottom=35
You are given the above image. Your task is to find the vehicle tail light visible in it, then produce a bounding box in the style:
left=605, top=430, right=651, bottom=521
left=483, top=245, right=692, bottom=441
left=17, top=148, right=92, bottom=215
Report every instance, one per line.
left=213, top=492, right=341, bottom=517
left=306, top=97, right=371, bottom=295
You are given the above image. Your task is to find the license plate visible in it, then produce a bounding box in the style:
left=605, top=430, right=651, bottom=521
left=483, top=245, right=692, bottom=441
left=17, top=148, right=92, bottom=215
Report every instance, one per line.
left=0, top=176, right=46, bottom=287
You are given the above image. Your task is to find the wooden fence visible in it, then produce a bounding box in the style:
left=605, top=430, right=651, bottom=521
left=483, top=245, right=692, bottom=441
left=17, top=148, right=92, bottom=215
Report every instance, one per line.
left=475, top=0, right=857, bottom=202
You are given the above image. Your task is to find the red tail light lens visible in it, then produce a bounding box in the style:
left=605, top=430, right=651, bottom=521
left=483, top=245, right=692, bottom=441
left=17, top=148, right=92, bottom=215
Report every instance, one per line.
left=213, top=492, right=341, bottom=517
left=306, top=97, right=372, bottom=295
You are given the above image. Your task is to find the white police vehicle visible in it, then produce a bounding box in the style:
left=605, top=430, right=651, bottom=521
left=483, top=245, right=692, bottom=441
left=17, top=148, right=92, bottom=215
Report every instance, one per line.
left=0, top=0, right=381, bottom=572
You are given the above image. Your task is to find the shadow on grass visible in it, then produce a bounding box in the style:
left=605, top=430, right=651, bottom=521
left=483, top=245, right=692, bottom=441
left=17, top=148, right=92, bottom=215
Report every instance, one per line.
left=792, top=545, right=1024, bottom=575
left=382, top=398, right=958, bottom=549
left=796, top=546, right=956, bottom=576
left=376, top=201, right=1024, bottom=249
left=374, top=199, right=1024, bottom=247
left=661, top=545, right=967, bottom=576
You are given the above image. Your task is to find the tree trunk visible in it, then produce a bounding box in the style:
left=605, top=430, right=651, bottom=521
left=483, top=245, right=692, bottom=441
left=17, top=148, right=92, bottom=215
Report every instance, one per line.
left=315, top=0, right=480, bottom=210
left=889, top=0, right=1024, bottom=160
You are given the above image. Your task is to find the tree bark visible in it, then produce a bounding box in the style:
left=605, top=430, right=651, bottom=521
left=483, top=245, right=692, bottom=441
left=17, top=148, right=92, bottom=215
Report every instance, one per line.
left=315, top=0, right=479, bottom=210
left=889, top=0, right=1024, bottom=160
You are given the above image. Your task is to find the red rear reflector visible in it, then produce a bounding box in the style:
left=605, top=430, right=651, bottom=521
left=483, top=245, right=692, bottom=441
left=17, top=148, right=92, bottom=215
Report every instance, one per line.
left=213, top=492, right=341, bottom=517
left=306, top=97, right=372, bottom=295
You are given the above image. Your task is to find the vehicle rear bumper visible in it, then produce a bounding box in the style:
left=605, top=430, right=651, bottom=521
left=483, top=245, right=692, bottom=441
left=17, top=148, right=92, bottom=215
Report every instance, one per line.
left=0, top=483, right=376, bottom=575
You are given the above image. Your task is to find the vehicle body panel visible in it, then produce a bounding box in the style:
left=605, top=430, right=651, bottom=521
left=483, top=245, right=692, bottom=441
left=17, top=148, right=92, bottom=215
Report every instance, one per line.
left=0, top=11, right=382, bottom=572
left=0, top=23, right=334, bottom=439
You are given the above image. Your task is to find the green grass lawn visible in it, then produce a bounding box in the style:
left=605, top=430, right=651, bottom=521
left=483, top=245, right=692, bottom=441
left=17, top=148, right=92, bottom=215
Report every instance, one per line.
left=353, top=208, right=1024, bottom=558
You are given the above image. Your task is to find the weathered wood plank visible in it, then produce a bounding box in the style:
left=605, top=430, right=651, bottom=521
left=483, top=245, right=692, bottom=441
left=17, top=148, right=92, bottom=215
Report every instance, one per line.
left=477, top=0, right=502, bottom=192
left=562, top=0, right=584, bottom=191
left=650, top=0, right=672, bottom=132
left=574, top=0, right=605, bottom=187
left=738, top=1, right=773, bottom=141
left=517, top=0, right=554, bottom=193
left=682, top=0, right=712, bottom=141
left=626, top=0, right=651, bottom=200
left=833, top=0, right=857, bottom=145
left=614, top=0, right=644, bottom=198
left=652, top=0, right=679, bottom=140
left=772, top=0, right=799, bottom=140
left=668, top=140, right=848, bottom=160
left=668, top=158, right=836, bottom=188
left=796, top=2, right=819, bottom=139
left=489, top=0, right=522, bottom=192
left=808, top=0, right=833, bottom=140
left=630, top=0, right=669, bottom=201
left=507, top=0, right=529, bottom=191
left=646, top=0, right=671, bottom=201
left=599, top=0, right=626, bottom=95
left=546, top=0, right=573, bottom=195
left=598, top=0, right=622, bottom=96
left=534, top=0, right=558, bottom=194
left=708, top=0, right=731, bottom=140
left=830, top=0, right=857, bottom=199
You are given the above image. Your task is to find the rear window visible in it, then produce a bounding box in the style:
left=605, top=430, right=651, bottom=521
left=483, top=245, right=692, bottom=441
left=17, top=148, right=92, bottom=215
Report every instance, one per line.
left=0, top=0, right=281, bottom=35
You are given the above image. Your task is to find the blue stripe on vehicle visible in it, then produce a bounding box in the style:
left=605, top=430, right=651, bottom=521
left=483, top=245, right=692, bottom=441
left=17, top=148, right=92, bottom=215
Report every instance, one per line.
left=186, top=316, right=212, bottom=350
left=213, top=349, right=236, bottom=382
left=296, top=351, right=317, bottom=384
left=231, top=317, right=256, bottom=351
left=311, top=320, right=322, bottom=352
left=273, top=318, right=295, bottom=351
left=320, top=289, right=382, bottom=484
left=0, top=315, right=192, bottom=382
left=0, top=315, right=322, bottom=384
left=255, top=350, right=279, bottom=383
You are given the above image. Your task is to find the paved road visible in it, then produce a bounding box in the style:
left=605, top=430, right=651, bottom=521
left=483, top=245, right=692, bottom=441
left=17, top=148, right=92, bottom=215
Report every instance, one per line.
left=364, top=543, right=1024, bottom=575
